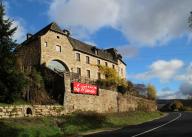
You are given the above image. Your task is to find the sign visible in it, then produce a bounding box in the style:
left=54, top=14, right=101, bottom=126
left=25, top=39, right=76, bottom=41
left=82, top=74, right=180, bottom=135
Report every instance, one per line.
left=72, top=82, right=98, bottom=95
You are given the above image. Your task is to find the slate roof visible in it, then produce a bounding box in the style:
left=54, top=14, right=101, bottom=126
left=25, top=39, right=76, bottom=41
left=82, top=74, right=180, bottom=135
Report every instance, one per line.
left=68, top=37, right=119, bottom=63
left=20, top=22, right=126, bottom=65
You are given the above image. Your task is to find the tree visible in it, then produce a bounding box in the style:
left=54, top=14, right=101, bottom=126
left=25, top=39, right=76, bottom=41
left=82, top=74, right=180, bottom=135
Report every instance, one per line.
left=189, top=11, right=192, bottom=29
left=146, top=84, right=157, bottom=100
left=171, top=100, right=184, bottom=111
left=0, top=1, right=26, bottom=103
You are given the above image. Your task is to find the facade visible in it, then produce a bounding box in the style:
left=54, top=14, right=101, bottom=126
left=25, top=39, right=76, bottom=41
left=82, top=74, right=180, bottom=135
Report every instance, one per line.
left=16, top=22, right=126, bottom=80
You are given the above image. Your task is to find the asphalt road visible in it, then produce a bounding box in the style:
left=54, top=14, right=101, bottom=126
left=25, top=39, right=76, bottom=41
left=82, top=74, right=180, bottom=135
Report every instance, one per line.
left=84, top=112, right=192, bottom=137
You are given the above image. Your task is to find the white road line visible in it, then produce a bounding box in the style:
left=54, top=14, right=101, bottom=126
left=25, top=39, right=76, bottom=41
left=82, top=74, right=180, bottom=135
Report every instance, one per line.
left=131, top=113, right=182, bottom=137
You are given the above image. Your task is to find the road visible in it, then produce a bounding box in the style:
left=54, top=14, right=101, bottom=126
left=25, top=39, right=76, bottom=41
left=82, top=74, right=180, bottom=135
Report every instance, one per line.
left=84, top=112, right=192, bottom=137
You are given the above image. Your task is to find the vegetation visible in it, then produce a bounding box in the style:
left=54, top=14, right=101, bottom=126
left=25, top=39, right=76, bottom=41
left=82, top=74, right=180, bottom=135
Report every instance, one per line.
left=0, top=111, right=163, bottom=137
left=96, top=65, right=127, bottom=92
left=0, top=2, right=27, bottom=103
left=146, top=84, right=157, bottom=100
left=97, top=65, right=127, bottom=86
left=96, top=65, right=158, bottom=99
left=170, top=100, right=184, bottom=111
left=189, top=11, right=192, bottom=29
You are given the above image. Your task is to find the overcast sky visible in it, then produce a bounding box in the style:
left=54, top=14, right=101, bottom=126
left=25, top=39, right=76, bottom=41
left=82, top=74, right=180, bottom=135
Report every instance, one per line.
left=5, top=0, right=192, bottom=99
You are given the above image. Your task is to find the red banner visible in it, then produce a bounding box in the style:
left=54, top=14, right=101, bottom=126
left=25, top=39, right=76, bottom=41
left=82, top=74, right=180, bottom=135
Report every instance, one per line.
left=72, top=82, right=98, bottom=95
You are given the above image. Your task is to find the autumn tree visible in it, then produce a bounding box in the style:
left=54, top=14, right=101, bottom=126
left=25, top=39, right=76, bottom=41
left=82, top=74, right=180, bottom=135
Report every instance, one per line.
left=171, top=100, right=184, bottom=111
left=146, top=84, right=157, bottom=100
left=0, top=1, right=26, bottom=103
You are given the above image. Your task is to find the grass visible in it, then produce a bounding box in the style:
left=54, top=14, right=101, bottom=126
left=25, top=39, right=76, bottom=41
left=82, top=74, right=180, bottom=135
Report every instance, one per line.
left=107, top=111, right=164, bottom=127
left=0, top=111, right=164, bottom=137
left=0, top=99, right=30, bottom=106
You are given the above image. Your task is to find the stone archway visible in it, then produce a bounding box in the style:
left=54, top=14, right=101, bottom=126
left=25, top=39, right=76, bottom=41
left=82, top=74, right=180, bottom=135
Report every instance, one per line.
left=47, top=59, right=70, bottom=73
left=45, top=59, right=69, bottom=105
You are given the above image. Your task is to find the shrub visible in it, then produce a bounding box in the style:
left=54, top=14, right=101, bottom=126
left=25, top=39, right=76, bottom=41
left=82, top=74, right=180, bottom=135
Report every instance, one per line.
left=146, top=84, right=157, bottom=100
left=170, top=100, right=184, bottom=111
left=97, top=65, right=128, bottom=91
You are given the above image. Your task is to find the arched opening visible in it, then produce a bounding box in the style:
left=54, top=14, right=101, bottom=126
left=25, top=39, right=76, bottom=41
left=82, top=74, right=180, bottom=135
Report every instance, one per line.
left=47, top=60, right=69, bottom=73
left=44, top=59, right=68, bottom=105
left=26, top=107, right=33, bottom=115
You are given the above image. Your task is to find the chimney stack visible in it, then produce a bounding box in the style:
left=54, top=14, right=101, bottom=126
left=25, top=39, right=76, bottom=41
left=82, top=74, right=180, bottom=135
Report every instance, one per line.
left=27, top=33, right=33, bottom=40
left=63, top=29, right=70, bottom=37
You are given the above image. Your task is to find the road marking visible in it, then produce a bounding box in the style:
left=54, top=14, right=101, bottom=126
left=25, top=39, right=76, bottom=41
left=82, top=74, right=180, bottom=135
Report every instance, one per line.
left=131, top=113, right=182, bottom=137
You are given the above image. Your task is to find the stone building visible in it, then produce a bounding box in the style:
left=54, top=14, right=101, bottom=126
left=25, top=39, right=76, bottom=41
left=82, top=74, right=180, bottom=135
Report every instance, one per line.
left=16, top=22, right=126, bottom=80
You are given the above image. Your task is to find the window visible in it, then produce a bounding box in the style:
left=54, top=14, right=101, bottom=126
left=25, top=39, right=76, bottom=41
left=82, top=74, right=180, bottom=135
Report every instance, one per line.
left=121, top=68, right=123, bottom=75
left=44, top=42, right=48, bottom=47
left=77, top=67, right=81, bottom=76
left=56, top=45, right=61, bottom=52
left=57, top=36, right=60, bottom=39
left=97, top=59, right=100, bottom=65
left=86, top=56, right=90, bottom=64
left=105, top=62, right=108, bottom=67
left=112, top=64, right=115, bottom=69
left=87, top=70, right=90, bottom=78
left=98, top=72, right=101, bottom=79
left=95, top=49, right=98, bottom=55
left=76, top=53, right=80, bottom=61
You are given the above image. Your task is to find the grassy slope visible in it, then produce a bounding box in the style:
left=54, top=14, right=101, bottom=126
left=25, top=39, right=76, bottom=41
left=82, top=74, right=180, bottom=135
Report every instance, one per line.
left=0, top=111, right=164, bottom=137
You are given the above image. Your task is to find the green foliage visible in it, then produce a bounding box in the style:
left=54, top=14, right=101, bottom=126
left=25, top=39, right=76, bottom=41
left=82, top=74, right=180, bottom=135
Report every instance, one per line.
left=0, top=111, right=163, bottom=136
left=29, top=67, right=44, bottom=87
left=0, top=118, right=61, bottom=137
left=60, top=111, right=107, bottom=135
left=0, top=2, right=27, bottom=103
left=146, top=84, right=157, bottom=100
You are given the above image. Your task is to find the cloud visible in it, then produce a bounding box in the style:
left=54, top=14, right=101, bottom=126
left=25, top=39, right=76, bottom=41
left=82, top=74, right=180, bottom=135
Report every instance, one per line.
left=11, top=19, right=26, bottom=43
left=130, top=59, right=184, bottom=81
left=48, top=0, right=119, bottom=38
left=117, top=45, right=138, bottom=58
left=175, top=63, right=192, bottom=84
left=158, top=63, right=192, bottom=99
left=175, top=63, right=192, bottom=97
left=48, top=0, right=192, bottom=46
left=158, top=88, right=179, bottom=99
left=179, top=82, right=192, bottom=97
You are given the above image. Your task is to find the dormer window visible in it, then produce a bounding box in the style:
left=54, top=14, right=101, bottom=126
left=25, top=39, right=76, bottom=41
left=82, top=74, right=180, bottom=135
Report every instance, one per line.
left=95, top=49, right=98, bottom=55
left=92, top=47, right=98, bottom=55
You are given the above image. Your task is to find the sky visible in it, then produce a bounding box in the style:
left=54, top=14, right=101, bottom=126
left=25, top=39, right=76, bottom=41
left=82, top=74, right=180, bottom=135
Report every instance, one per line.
left=4, top=0, right=192, bottom=99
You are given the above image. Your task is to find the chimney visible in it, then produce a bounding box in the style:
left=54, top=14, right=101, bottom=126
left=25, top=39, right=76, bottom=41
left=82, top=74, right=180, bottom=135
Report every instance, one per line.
left=63, top=29, right=70, bottom=37
left=27, top=33, right=33, bottom=39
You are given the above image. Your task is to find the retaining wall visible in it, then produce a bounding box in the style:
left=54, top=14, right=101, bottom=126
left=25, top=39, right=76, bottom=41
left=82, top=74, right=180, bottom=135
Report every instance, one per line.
left=0, top=105, right=64, bottom=118
left=0, top=73, right=157, bottom=118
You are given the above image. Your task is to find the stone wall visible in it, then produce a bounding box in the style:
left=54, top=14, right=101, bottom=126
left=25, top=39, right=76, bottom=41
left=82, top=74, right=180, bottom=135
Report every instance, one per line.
left=63, top=73, right=157, bottom=114
left=0, top=105, right=65, bottom=119
left=0, top=74, right=156, bottom=119
left=117, top=94, right=157, bottom=112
